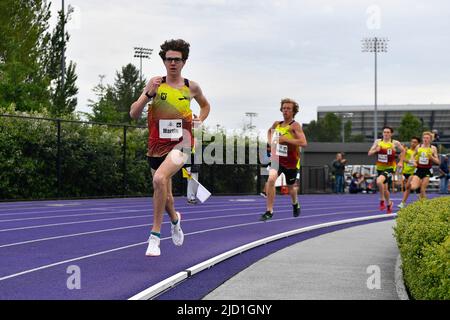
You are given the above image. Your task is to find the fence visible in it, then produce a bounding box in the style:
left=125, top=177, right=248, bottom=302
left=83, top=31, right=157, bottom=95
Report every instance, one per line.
left=0, top=114, right=333, bottom=201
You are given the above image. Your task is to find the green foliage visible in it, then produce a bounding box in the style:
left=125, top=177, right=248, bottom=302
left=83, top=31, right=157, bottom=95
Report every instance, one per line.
left=304, top=114, right=370, bottom=142
left=88, top=76, right=122, bottom=124
left=0, top=108, right=56, bottom=198
left=347, top=134, right=365, bottom=142
left=88, top=64, right=145, bottom=124
left=46, top=6, right=78, bottom=115
left=398, top=112, right=425, bottom=142
left=304, top=113, right=341, bottom=142
left=0, top=107, right=151, bottom=199
left=114, top=64, right=145, bottom=123
left=0, top=1, right=78, bottom=115
left=0, top=0, right=52, bottom=112
left=394, top=197, right=450, bottom=300
left=1, top=107, right=265, bottom=199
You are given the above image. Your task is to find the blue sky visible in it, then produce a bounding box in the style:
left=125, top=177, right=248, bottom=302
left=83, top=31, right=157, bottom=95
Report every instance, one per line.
left=51, top=0, right=450, bottom=135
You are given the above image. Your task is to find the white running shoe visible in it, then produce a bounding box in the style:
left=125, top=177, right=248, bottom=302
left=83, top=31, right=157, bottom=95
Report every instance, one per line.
left=145, top=234, right=161, bottom=257
left=397, top=202, right=405, bottom=209
left=171, top=212, right=184, bottom=246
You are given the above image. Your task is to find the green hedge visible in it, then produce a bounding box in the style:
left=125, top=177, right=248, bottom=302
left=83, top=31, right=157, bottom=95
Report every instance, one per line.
left=0, top=107, right=152, bottom=199
left=394, top=197, right=450, bottom=300
left=0, top=108, right=260, bottom=200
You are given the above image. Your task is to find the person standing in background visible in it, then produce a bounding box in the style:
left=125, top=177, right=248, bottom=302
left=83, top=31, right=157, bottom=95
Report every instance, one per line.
left=438, top=154, right=449, bottom=194
left=332, top=153, right=347, bottom=194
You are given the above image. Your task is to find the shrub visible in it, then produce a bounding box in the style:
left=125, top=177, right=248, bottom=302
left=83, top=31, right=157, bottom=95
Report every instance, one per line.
left=394, top=197, right=450, bottom=300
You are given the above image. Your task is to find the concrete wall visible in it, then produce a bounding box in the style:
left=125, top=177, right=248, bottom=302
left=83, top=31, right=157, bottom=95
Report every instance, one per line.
left=301, top=143, right=373, bottom=167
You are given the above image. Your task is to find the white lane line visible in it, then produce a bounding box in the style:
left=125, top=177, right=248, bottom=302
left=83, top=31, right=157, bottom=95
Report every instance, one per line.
left=0, top=214, right=151, bottom=232
left=0, top=197, right=370, bottom=216
left=129, top=214, right=397, bottom=300
left=0, top=205, right=268, bottom=232
left=0, top=203, right=156, bottom=216
left=0, top=200, right=260, bottom=217
left=0, top=203, right=377, bottom=232
left=0, top=208, right=381, bottom=249
left=0, top=210, right=143, bottom=223
left=0, top=199, right=363, bottom=222
left=0, top=224, right=149, bottom=249
left=0, top=209, right=383, bottom=282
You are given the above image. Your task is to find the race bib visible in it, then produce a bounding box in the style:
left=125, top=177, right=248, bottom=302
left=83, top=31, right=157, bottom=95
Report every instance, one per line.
left=276, top=144, right=288, bottom=157
left=419, top=154, right=429, bottom=165
left=159, top=119, right=183, bottom=140
left=377, top=154, right=388, bottom=163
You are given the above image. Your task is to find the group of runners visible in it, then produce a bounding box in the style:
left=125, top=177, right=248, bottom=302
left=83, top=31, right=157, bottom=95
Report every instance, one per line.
left=369, top=127, right=440, bottom=213
left=130, top=39, right=441, bottom=256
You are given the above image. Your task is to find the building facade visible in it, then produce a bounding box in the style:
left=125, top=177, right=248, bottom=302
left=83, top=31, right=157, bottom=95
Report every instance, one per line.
left=317, top=104, right=450, bottom=141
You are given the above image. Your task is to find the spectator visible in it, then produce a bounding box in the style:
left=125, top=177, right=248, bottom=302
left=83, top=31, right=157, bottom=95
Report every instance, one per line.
left=349, top=173, right=365, bottom=194
left=432, top=129, right=440, bottom=142
left=439, top=154, right=449, bottom=194
left=332, top=152, right=347, bottom=193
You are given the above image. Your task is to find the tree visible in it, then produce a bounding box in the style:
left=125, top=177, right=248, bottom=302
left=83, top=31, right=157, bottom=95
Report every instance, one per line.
left=88, top=75, right=121, bottom=123
left=304, top=114, right=342, bottom=142
left=318, top=113, right=341, bottom=142
left=398, top=112, right=424, bottom=142
left=344, top=120, right=352, bottom=142
left=303, top=120, right=320, bottom=142
left=88, top=64, right=145, bottom=124
left=46, top=5, right=78, bottom=115
left=0, top=0, right=51, bottom=111
left=113, top=64, right=145, bottom=123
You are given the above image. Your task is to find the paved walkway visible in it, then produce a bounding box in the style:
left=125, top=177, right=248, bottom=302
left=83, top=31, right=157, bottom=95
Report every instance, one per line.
left=204, top=220, right=401, bottom=300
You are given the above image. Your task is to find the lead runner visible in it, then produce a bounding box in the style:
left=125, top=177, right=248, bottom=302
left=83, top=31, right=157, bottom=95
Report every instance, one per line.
left=130, top=39, right=210, bottom=256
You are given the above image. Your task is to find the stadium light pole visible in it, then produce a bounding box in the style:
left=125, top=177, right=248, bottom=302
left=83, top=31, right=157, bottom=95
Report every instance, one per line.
left=335, top=112, right=354, bottom=143
left=134, top=47, right=153, bottom=83
left=245, top=112, right=258, bottom=132
left=362, top=37, right=388, bottom=141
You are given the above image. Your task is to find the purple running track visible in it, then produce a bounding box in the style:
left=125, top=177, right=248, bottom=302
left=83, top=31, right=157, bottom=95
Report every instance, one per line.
left=0, top=194, right=441, bottom=300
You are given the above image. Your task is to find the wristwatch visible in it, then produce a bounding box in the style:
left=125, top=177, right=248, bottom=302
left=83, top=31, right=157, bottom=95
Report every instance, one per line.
left=145, top=91, right=156, bottom=100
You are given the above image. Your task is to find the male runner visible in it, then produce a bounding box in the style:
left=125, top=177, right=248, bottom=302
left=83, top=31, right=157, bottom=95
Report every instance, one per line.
left=260, top=98, right=307, bottom=221
left=398, top=136, right=420, bottom=209
left=408, top=131, right=440, bottom=200
left=130, top=39, right=210, bottom=256
left=368, top=126, right=405, bottom=214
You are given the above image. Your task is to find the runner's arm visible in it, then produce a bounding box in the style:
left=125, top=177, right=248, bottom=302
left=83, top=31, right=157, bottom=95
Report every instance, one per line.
left=411, top=145, right=419, bottom=166
left=130, top=76, right=162, bottom=120
left=395, top=140, right=405, bottom=168
left=190, top=81, right=210, bottom=123
left=368, top=139, right=381, bottom=156
left=430, top=146, right=441, bottom=165
left=278, top=122, right=307, bottom=147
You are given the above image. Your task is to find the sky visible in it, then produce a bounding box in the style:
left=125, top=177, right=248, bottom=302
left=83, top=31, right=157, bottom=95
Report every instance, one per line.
left=50, top=0, right=450, bottom=135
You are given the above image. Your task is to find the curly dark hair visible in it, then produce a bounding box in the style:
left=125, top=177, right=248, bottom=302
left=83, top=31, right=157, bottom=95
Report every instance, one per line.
left=159, top=39, right=190, bottom=61
left=382, top=126, right=394, bottom=133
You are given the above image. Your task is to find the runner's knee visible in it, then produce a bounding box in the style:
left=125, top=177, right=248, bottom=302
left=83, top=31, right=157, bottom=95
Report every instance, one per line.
left=153, top=173, right=168, bottom=190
